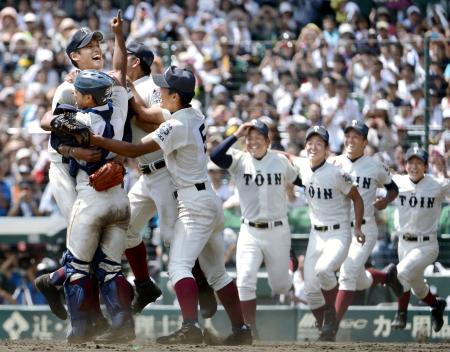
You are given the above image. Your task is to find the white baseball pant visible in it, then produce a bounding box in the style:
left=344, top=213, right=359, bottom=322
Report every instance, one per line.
left=126, top=168, right=177, bottom=248
left=168, top=183, right=232, bottom=291
left=397, top=237, right=439, bottom=299
left=236, top=220, right=291, bottom=301
left=304, top=225, right=352, bottom=309
left=48, top=160, right=77, bottom=221
left=339, top=218, right=379, bottom=291
left=67, top=172, right=130, bottom=281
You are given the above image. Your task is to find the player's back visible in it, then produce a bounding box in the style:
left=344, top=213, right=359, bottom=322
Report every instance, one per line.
left=153, top=107, right=208, bottom=189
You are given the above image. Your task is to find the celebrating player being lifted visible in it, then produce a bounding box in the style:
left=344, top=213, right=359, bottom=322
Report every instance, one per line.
left=390, top=147, right=449, bottom=332
left=68, top=66, right=252, bottom=345
left=36, top=14, right=162, bottom=336
left=210, top=119, right=302, bottom=337
left=331, top=120, right=401, bottom=339
left=290, top=126, right=365, bottom=341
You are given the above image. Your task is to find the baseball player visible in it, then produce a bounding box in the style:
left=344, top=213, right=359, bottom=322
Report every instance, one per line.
left=85, top=66, right=252, bottom=345
left=36, top=28, right=162, bottom=321
left=124, top=41, right=216, bottom=317
left=291, top=126, right=365, bottom=341
left=54, top=11, right=135, bottom=343
left=209, top=119, right=302, bottom=336
left=390, top=147, right=449, bottom=332
left=35, top=25, right=115, bottom=334
left=332, top=120, right=401, bottom=337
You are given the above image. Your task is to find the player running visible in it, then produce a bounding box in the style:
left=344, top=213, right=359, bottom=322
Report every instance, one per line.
left=291, top=125, right=365, bottom=341
left=332, top=120, right=401, bottom=338
left=210, top=119, right=302, bottom=337
left=390, top=146, right=449, bottom=332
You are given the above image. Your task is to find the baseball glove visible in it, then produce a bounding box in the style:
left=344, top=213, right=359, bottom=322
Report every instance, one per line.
left=89, top=160, right=125, bottom=192
left=50, top=111, right=90, bottom=148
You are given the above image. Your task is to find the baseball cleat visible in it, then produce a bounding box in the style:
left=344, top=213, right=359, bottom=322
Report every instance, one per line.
left=67, top=331, right=91, bottom=344
left=223, top=324, right=253, bottom=345
left=156, top=322, right=203, bottom=344
left=94, top=320, right=135, bottom=344
left=67, top=313, right=111, bottom=343
left=318, top=305, right=337, bottom=342
left=391, top=310, right=407, bottom=330
left=203, top=324, right=252, bottom=346
left=385, top=264, right=404, bottom=298
left=197, top=278, right=217, bottom=319
left=431, top=298, right=447, bottom=332
left=91, top=315, right=110, bottom=336
left=35, top=273, right=68, bottom=320
left=131, top=279, right=162, bottom=314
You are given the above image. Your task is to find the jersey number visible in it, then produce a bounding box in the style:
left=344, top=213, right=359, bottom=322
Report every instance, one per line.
left=199, top=123, right=207, bottom=153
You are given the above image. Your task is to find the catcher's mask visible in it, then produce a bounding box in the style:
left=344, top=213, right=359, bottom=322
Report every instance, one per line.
left=75, top=69, right=113, bottom=105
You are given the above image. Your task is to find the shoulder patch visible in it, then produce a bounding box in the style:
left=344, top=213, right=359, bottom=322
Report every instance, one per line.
left=156, top=121, right=173, bottom=142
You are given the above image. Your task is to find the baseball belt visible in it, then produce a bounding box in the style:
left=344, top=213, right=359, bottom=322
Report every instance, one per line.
left=313, top=224, right=340, bottom=232
left=173, top=182, right=206, bottom=199
left=402, top=234, right=430, bottom=242
left=350, top=218, right=366, bottom=227
left=139, top=159, right=166, bottom=174
left=241, top=218, right=284, bottom=229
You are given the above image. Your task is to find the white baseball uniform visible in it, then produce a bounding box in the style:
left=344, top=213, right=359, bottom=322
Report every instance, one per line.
left=67, top=85, right=130, bottom=276
left=48, top=81, right=78, bottom=221
left=332, top=155, right=393, bottom=291
left=126, top=75, right=177, bottom=248
left=142, top=107, right=232, bottom=290
left=392, top=174, right=450, bottom=299
left=226, top=149, right=298, bottom=301
left=293, top=157, right=354, bottom=309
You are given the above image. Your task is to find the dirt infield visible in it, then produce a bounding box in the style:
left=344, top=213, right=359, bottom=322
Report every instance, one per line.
left=0, top=340, right=449, bottom=352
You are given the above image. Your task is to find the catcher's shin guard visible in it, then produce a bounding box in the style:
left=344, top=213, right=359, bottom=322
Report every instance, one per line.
left=92, top=249, right=135, bottom=341
left=100, top=275, right=134, bottom=328
left=95, top=275, right=136, bottom=343
left=64, top=275, right=96, bottom=343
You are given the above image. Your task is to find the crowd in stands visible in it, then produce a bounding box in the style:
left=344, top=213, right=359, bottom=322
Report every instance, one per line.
left=0, top=0, right=449, bottom=305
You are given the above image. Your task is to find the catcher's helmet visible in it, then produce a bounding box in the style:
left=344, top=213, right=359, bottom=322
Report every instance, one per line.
left=74, top=69, right=113, bottom=105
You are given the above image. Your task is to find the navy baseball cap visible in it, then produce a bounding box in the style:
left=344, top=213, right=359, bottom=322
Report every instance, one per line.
left=405, top=146, right=428, bottom=164
left=344, top=120, right=369, bottom=139
left=153, top=66, right=196, bottom=93
left=66, top=27, right=103, bottom=56
left=306, top=125, right=329, bottom=144
left=249, top=119, right=269, bottom=138
left=127, top=41, right=154, bottom=67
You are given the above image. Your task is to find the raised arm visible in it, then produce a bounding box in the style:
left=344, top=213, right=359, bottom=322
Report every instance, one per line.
left=211, top=122, right=252, bottom=168
left=111, top=10, right=127, bottom=87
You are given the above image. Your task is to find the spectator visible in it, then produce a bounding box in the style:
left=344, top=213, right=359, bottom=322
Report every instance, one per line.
left=0, top=157, right=12, bottom=216
left=322, top=78, right=361, bottom=152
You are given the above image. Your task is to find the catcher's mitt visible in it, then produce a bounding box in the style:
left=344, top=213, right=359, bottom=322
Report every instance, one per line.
left=89, top=160, right=125, bottom=192
left=51, top=111, right=90, bottom=148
